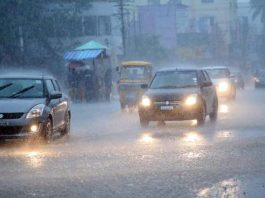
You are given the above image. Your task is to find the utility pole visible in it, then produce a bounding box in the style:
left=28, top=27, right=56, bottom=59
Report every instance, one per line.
left=113, top=0, right=132, bottom=57
left=119, top=0, right=126, bottom=56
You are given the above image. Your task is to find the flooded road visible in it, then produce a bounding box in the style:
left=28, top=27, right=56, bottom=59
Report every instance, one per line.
left=1, top=89, right=265, bottom=197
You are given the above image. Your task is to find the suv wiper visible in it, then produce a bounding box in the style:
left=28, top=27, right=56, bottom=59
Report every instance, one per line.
left=0, top=83, right=13, bottom=91
left=9, top=85, right=35, bottom=98
left=178, top=85, right=197, bottom=88
left=153, top=85, right=178, bottom=89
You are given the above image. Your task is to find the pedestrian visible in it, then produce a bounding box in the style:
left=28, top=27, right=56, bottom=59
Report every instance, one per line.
left=104, top=68, right=112, bottom=102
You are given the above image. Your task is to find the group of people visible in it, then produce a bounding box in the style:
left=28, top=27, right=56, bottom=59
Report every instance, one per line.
left=67, top=63, right=112, bottom=103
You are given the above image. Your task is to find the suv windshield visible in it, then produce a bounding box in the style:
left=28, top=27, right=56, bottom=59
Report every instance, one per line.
left=0, top=78, right=44, bottom=98
left=206, top=69, right=230, bottom=79
left=150, top=71, right=198, bottom=89
left=120, top=66, right=151, bottom=80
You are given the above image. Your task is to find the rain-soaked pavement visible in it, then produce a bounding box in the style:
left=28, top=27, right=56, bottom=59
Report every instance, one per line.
left=1, top=89, right=265, bottom=197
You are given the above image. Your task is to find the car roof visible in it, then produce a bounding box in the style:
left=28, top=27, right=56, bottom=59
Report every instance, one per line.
left=203, top=66, right=229, bottom=70
left=121, top=61, right=152, bottom=67
left=0, top=73, right=55, bottom=80
left=157, top=67, right=204, bottom=72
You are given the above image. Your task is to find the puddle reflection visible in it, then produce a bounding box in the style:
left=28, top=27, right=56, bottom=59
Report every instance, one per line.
left=191, top=120, right=198, bottom=126
left=25, top=151, right=44, bottom=168
left=138, top=132, right=158, bottom=145
left=181, top=132, right=206, bottom=146
left=217, top=131, right=234, bottom=140
left=219, top=104, right=229, bottom=114
left=184, top=152, right=203, bottom=159
left=198, top=178, right=240, bottom=198
left=0, top=143, right=52, bottom=169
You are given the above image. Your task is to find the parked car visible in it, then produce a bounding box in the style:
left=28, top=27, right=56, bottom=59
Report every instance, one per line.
left=235, top=73, right=245, bottom=89
left=0, top=74, right=71, bottom=142
left=254, top=69, right=265, bottom=88
left=205, top=66, right=236, bottom=100
left=138, top=68, right=218, bottom=127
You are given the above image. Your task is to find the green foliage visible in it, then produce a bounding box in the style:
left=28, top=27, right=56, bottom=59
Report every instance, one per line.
left=0, top=0, right=91, bottom=64
left=251, top=0, right=265, bottom=22
left=251, top=0, right=265, bottom=64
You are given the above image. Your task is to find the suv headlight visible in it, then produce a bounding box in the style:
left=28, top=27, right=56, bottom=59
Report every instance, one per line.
left=26, top=104, right=45, bottom=119
left=185, top=94, right=197, bottom=106
left=141, top=96, right=151, bottom=107
left=218, top=81, right=230, bottom=92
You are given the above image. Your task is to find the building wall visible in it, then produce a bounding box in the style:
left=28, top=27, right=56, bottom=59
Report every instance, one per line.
left=132, top=0, right=237, bottom=56
left=183, top=0, right=237, bottom=45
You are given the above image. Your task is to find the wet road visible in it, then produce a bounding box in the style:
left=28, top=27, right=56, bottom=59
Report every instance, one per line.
left=1, top=89, right=265, bottom=197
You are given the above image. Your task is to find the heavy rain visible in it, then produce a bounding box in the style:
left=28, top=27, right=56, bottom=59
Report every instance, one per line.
left=1, top=0, right=265, bottom=197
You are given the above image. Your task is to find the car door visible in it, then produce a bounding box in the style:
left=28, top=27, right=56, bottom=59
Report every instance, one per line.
left=53, top=79, right=68, bottom=127
left=45, top=79, right=61, bottom=129
left=198, top=71, right=212, bottom=114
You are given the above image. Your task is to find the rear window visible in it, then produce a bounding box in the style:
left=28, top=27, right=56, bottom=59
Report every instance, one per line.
left=206, top=69, right=230, bottom=79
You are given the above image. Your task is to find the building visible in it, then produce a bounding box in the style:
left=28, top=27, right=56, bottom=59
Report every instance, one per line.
left=237, top=1, right=262, bottom=63
left=136, top=3, right=188, bottom=49
left=130, top=0, right=237, bottom=60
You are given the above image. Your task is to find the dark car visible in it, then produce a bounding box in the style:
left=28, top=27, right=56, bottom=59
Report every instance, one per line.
left=254, top=69, right=265, bottom=88
left=0, top=74, right=71, bottom=142
left=138, top=68, right=218, bottom=127
left=204, top=66, right=236, bottom=100
left=234, top=72, right=245, bottom=89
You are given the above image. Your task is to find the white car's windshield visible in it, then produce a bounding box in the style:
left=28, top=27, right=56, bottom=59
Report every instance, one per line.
left=0, top=78, right=44, bottom=98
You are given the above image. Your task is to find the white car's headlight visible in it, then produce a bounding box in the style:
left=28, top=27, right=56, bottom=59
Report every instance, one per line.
left=218, top=81, right=230, bottom=92
left=141, top=96, right=151, bottom=107
left=185, top=94, right=197, bottom=106
left=26, top=104, right=45, bottom=119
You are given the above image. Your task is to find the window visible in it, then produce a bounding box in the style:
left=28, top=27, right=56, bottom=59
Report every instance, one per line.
left=198, top=17, right=214, bottom=33
left=53, top=80, right=61, bottom=91
left=68, top=17, right=83, bottom=37
left=46, top=80, right=55, bottom=93
left=202, top=0, right=214, bottom=3
left=148, top=0, right=160, bottom=5
left=84, top=16, right=98, bottom=36
left=98, top=16, right=111, bottom=36
left=197, top=71, right=206, bottom=84
left=203, top=71, right=211, bottom=82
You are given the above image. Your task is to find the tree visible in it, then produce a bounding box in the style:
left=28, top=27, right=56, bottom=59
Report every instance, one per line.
left=251, top=0, right=265, bottom=64
left=111, top=0, right=133, bottom=56
left=251, top=0, right=265, bottom=22
left=0, top=0, right=91, bottom=65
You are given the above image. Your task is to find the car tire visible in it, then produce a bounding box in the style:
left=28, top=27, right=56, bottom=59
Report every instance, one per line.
left=44, top=118, right=53, bottom=143
left=209, top=98, right=218, bottom=122
left=197, top=104, right=206, bottom=126
left=61, top=112, right=70, bottom=136
left=140, top=118, right=149, bottom=128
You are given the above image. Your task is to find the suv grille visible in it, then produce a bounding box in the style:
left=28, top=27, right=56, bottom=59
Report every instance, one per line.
left=0, top=113, right=24, bottom=119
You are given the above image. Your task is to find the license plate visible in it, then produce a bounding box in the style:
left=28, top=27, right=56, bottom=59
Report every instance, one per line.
left=160, top=106, right=174, bottom=111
